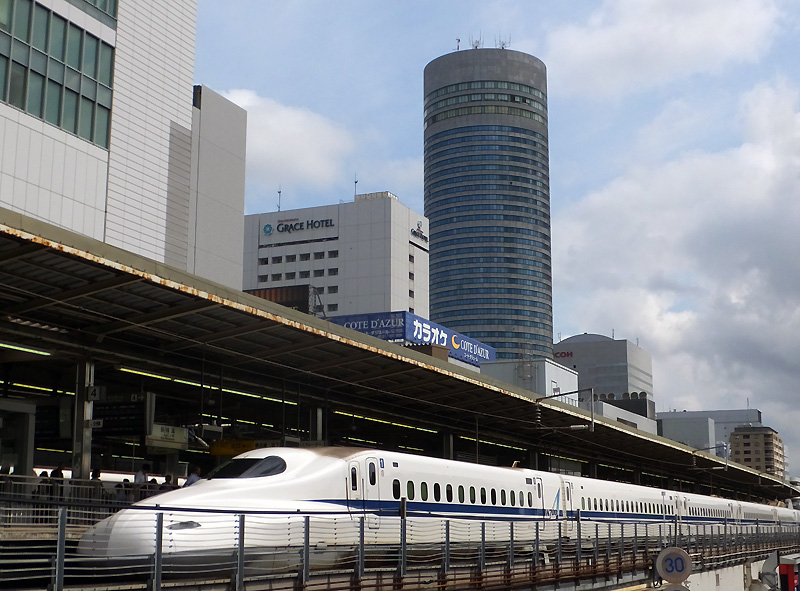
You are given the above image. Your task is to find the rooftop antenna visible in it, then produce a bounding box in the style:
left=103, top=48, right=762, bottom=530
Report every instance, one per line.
left=496, top=34, right=510, bottom=49
left=470, top=33, right=482, bottom=49
left=454, top=38, right=460, bottom=51
left=277, top=185, right=282, bottom=212
left=354, top=173, right=358, bottom=197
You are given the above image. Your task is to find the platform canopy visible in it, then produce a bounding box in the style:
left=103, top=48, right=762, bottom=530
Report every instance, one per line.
left=0, top=207, right=795, bottom=502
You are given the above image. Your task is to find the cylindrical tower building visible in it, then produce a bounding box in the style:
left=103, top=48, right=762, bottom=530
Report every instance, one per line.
left=424, top=49, right=552, bottom=359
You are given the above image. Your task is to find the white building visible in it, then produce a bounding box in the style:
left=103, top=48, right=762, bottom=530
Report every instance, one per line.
left=243, top=191, right=429, bottom=317
left=0, top=0, right=246, bottom=288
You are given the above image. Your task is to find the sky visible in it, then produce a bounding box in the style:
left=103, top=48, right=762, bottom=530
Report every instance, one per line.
left=195, top=0, right=800, bottom=473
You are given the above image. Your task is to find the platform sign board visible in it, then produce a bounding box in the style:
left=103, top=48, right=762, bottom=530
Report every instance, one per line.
left=656, top=547, right=692, bottom=584
left=146, top=424, right=188, bottom=450
left=93, top=392, right=146, bottom=436
left=329, top=311, right=496, bottom=367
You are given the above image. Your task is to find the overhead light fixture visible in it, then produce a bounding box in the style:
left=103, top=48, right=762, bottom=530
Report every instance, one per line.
left=0, top=342, right=50, bottom=356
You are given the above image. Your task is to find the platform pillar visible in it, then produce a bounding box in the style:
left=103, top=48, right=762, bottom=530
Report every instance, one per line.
left=71, top=360, right=94, bottom=479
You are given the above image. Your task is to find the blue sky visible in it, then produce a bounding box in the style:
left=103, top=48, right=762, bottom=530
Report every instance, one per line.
left=196, top=0, right=800, bottom=471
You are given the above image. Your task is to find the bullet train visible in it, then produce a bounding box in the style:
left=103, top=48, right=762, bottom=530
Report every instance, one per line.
left=78, top=447, right=799, bottom=569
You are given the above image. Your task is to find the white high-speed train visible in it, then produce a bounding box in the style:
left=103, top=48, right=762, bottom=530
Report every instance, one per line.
left=78, top=447, right=799, bottom=565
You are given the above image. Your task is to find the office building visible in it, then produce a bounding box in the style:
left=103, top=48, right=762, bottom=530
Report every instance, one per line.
left=729, top=425, right=786, bottom=478
left=553, top=333, right=654, bottom=418
left=424, top=48, right=552, bottom=359
left=243, top=191, right=429, bottom=317
left=0, top=0, right=246, bottom=288
left=657, top=409, right=763, bottom=458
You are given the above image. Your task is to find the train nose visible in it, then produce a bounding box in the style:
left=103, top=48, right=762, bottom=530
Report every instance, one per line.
left=78, top=509, right=163, bottom=557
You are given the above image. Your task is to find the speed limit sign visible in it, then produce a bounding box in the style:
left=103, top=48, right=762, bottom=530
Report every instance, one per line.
left=656, top=547, right=692, bottom=584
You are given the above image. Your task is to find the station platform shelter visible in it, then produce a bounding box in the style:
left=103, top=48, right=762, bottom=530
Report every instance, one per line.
left=0, top=207, right=796, bottom=505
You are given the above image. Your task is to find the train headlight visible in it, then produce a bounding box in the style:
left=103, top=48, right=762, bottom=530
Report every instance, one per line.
left=167, top=521, right=202, bottom=530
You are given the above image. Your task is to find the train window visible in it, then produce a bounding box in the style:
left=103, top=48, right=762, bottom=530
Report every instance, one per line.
left=537, top=483, right=542, bottom=498
left=351, top=467, right=358, bottom=491
left=616, top=500, right=620, bottom=512
left=446, top=484, right=453, bottom=502
left=501, top=490, right=506, bottom=505
left=525, top=478, right=532, bottom=484
left=434, top=483, right=441, bottom=501
left=625, top=501, right=629, bottom=512
left=566, top=487, right=570, bottom=501
left=393, top=479, right=400, bottom=499
left=528, top=492, right=533, bottom=506
left=206, top=456, right=287, bottom=479
left=519, top=491, right=524, bottom=507
left=481, top=488, right=487, bottom=504
left=594, top=499, right=597, bottom=511
left=368, top=463, right=377, bottom=486
left=511, top=490, right=515, bottom=506
left=459, top=485, right=465, bottom=503
left=421, top=482, right=428, bottom=501
left=581, top=497, right=585, bottom=510
left=407, top=481, right=415, bottom=500
left=491, top=489, right=497, bottom=505
left=470, top=486, right=476, bottom=504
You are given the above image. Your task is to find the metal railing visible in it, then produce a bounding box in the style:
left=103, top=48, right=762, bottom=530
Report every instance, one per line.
left=2, top=496, right=800, bottom=591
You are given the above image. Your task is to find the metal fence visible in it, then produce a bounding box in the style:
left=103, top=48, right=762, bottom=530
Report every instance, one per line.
left=2, top=494, right=800, bottom=591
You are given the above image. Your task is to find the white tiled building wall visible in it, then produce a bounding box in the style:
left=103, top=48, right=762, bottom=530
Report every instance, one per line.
left=105, top=0, right=196, bottom=266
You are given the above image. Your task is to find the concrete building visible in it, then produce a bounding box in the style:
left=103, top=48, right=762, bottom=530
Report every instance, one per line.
left=729, top=425, right=786, bottom=478
left=424, top=48, right=552, bottom=360
left=243, top=191, right=429, bottom=317
left=0, top=0, right=246, bottom=288
left=657, top=409, right=764, bottom=459
left=553, top=334, right=654, bottom=418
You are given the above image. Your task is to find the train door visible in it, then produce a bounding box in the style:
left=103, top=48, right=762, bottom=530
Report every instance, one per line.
left=561, top=478, right=575, bottom=533
left=347, top=461, right=363, bottom=517
left=528, top=476, right=546, bottom=519
left=364, top=457, right=380, bottom=529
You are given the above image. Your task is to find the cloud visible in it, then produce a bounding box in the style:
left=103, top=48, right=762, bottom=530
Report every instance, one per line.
left=553, top=78, right=800, bottom=460
left=544, top=0, right=781, bottom=98
left=221, top=89, right=356, bottom=211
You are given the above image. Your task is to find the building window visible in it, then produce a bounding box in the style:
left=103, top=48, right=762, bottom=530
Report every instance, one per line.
left=328, top=268, right=338, bottom=276
left=258, top=258, right=269, bottom=265
left=0, top=2, right=114, bottom=148
left=409, top=290, right=414, bottom=298
left=328, top=250, right=338, bottom=258
left=314, top=251, right=325, bottom=259
left=285, top=272, right=296, bottom=280
left=409, top=307, right=414, bottom=313
left=409, top=254, right=415, bottom=263
left=299, top=270, right=310, bottom=279
left=409, top=272, right=414, bottom=280
left=258, top=275, right=268, bottom=283
left=271, top=256, right=282, bottom=264
left=313, top=269, right=324, bottom=277
left=271, top=273, right=281, bottom=281
left=327, top=303, right=338, bottom=312
left=285, top=254, right=296, bottom=262
left=300, top=253, right=310, bottom=261
left=328, top=286, right=338, bottom=294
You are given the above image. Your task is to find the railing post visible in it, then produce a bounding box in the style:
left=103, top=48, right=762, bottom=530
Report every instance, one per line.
left=357, top=516, right=365, bottom=580
left=302, top=515, right=310, bottom=585
left=576, top=511, right=582, bottom=571
left=535, top=521, right=540, bottom=568
left=556, top=522, right=562, bottom=578
left=479, top=521, right=486, bottom=572
left=606, top=523, right=611, bottom=567
left=633, top=523, right=638, bottom=570
left=508, top=521, right=515, bottom=568
left=594, top=523, right=599, bottom=574
left=399, top=513, right=407, bottom=577
left=152, top=512, right=163, bottom=591
left=235, top=514, right=245, bottom=591
left=443, top=520, right=450, bottom=573
left=52, top=506, right=66, bottom=591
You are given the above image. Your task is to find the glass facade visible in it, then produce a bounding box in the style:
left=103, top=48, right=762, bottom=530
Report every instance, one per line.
left=0, top=0, right=113, bottom=148
left=424, top=49, right=552, bottom=359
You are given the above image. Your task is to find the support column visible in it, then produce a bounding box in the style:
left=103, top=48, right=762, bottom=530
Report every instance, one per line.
left=71, top=360, right=94, bottom=479
left=442, top=431, right=454, bottom=460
